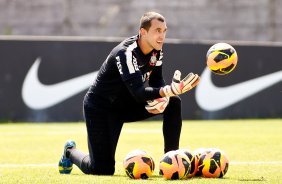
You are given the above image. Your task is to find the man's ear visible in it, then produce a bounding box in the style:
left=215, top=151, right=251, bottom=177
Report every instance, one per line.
left=139, top=28, right=147, bottom=37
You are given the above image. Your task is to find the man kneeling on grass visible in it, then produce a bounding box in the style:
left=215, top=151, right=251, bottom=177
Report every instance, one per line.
left=58, top=11, right=200, bottom=175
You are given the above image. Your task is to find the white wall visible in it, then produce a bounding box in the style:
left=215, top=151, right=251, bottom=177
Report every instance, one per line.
left=0, top=0, right=281, bottom=42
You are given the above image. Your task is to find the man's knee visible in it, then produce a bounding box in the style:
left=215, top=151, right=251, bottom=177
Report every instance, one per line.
left=92, top=161, right=115, bottom=175
left=78, top=156, right=115, bottom=175
left=170, top=96, right=181, bottom=104
left=167, top=96, right=181, bottom=109
left=163, top=96, right=182, bottom=118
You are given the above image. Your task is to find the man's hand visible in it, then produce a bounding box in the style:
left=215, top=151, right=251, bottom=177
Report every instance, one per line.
left=162, top=70, right=200, bottom=97
left=145, top=97, right=170, bottom=114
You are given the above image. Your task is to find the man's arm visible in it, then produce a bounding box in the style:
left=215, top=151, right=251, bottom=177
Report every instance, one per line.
left=149, top=65, right=166, bottom=88
left=124, top=77, right=162, bottom=102
left=116, top=50, right=162, bottom=102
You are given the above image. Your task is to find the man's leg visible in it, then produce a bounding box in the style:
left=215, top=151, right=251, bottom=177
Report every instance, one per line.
left=162, top=96, right=182, bottom=153
left=68, top=104, right=123, bottom=175
left=122, top=96, right=182, bottom=153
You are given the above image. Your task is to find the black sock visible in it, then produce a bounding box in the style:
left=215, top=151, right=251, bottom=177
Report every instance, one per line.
left=69, top=149, right=92, bottom=174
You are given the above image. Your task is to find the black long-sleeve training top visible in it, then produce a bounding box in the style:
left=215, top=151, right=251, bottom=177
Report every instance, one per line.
left=86, top=35, right=166, bottom=107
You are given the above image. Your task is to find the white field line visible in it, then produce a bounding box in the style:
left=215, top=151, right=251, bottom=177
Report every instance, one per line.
left=0, top=163, right=56, bottom=167
left=123, top=129, right=161, bottom=133
left=1, top=161, right=282, bottom=168
left=0, top=129, right=160, bottom=136
left=231, top=161, right=282, bottom=165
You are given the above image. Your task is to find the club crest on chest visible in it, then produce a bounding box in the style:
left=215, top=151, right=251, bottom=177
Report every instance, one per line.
left=149, top=52, right=158, bottom=66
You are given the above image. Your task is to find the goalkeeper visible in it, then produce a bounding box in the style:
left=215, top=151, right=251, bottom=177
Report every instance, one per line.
left=58, top=11, right=200, bottom=175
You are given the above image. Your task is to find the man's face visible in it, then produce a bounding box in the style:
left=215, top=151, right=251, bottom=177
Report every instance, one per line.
left=143, top=19, right=167, bottom=51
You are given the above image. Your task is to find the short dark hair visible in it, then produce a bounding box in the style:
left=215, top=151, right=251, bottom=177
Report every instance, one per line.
left=139, top=12, right=165, bottom=31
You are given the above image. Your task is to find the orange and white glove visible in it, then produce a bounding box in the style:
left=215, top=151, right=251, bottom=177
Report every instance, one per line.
left=162, top=70, right=200, bottom=97
left=145, top=97, right=170, bottom=114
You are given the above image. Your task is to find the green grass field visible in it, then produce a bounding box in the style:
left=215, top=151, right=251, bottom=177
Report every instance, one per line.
left=0, top=119, right=281, bottom=184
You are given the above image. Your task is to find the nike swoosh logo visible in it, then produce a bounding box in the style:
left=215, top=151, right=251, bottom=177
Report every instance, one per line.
left=22, top=57, right=98, bottom=110
left=195, top=68, right=282, bottom=111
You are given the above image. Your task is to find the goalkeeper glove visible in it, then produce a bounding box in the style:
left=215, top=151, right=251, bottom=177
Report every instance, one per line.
left=145, top=97, right=170, bottom=114
left=162, top=70, right=200, bottom=97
